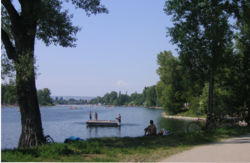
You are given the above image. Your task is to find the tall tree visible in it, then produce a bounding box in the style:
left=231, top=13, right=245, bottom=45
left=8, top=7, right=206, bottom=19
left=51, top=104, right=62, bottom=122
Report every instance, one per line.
left=234, top=0, right=250, bottom=123
left=143, top=86, right=157, bottom=107
left=156, top=51, right=186, bottom=114
left=165, top=0, right=233, bottom=126
left=1, top=0, right=108, bottom=148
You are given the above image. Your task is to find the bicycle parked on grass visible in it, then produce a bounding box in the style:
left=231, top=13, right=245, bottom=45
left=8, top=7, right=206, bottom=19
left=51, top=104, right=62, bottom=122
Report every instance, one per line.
left=44, top=135, right=55, bottom=144
left=186, top=117, right=205, bottom=133
left=186, top=112, right=213, bottom=133
left=23, top=119, right=55, bottom=147
left=186, top=113, right=226, bottom=133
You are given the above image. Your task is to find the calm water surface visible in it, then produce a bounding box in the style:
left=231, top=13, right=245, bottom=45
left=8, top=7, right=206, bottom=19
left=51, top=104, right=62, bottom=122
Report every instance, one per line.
left=1, top=105, right=190, bottom=149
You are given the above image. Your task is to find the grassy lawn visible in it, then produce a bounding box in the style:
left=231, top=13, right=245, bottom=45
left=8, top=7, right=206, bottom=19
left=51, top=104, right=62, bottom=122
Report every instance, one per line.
left=2, top=126, right=250, bottom=162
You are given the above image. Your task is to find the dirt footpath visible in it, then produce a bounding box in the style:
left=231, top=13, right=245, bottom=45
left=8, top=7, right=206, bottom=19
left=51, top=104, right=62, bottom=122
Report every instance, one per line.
left=160, top=134, right=250, bottom=162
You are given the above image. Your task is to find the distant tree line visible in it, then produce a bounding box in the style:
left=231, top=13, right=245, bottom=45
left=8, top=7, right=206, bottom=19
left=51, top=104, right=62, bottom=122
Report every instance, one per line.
left=1, top=81, right=17, bottom=105
left=2, top=82, right=53, bottom=106
left=1, top=80, right=161, bottom=107
left=53, top=97, right=89, bottom=105
left=37, top=88, right=53, bottom=106
left=1, top=83, right=91, bottom=106
left=89, top=87, right=160, bottom=108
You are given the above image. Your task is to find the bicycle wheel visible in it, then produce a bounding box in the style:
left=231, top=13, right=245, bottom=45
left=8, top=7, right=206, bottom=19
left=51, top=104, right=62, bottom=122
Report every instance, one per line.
left=45, top=135, right=55, bottom=144
left=187, top=122, right=201, bottom=133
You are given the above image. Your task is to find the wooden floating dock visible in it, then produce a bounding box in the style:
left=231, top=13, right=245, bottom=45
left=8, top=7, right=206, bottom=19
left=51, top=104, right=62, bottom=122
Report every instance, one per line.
left=86, top=120, right=120, bottom=127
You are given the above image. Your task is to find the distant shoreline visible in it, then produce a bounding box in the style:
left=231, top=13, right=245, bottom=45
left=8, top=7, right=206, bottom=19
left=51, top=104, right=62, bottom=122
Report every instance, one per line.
left=1, top=104, right=19, bottom=108
left=55, top=104, right=163, bottom=109
left=1, top=104, right=163, bottom=110
left=101, top=105, right=163, bottom=109
left=1, top=104, right=54, bottom=108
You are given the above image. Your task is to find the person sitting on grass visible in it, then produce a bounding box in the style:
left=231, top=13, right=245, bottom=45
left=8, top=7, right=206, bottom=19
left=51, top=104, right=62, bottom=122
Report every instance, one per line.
left=144, top=120, right=157, bottom=136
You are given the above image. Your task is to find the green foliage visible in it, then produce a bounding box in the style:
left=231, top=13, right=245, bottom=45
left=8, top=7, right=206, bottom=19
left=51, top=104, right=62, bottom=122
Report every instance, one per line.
left=234, top=0, right=250, bottom=122
left=163, top=0, right=250, bottom=121
left=2, top=0, right=108, bottom=49
left=37, top=88, right=53, bottom=106
left=1, top=82, right=54, bottom=106
left=115, top=92, right=131, bottom=106
left=1, top=52, right=15, bottom=80
left=89, top=88, right=160, bottom=108
left=90, top=91, right=131, bottom=106
left=155, top=81, right=164, bottom=106
left=197, top=83, right=209, bottom=115
left=53, top=97, right=89, bottom=105
left=130, top=92, right=145, bottom=106
left=165, top=0, right=233, bottom=74
left=156, top=1, right=249, bottom=119
left=1, top=80, right=17, bottom=105
left=37, top=0, right=80, bottom=47
left=14, top=53, right=37, bottom=83
left=102, top=91, right=118, bottom=105
left=143, top=86, right=157, bottom=107
left=156, top=51, right=187, bottom=114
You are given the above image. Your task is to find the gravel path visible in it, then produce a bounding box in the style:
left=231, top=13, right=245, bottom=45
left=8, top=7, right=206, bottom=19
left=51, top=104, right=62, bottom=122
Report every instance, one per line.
left=160, top=134, right=250, bottom=162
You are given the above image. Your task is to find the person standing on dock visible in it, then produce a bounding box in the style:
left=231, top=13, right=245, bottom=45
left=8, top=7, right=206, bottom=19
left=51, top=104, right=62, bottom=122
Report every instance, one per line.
left=95, top=112, right=98, bottom=120
left=89, top=111, right=92, bottom=120
left=116, top=114, right=121, bottom=124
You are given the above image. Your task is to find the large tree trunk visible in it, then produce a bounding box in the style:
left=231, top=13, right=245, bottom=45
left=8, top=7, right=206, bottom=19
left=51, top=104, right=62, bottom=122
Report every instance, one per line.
left=206, top=69, right=214, bottom=129
left=243, top=51, right=250, bottom=124
left=16, top=73, right=45, bottom=148
left=13, top=14, right=46, bottom=147
left=2, top=0, right=45, bottom=148
left=15, top=43, right=46, bottom=148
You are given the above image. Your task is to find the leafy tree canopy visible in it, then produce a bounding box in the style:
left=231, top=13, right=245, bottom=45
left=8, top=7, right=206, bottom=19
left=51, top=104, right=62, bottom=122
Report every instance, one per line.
left=2, top=0, right=108, bottom=55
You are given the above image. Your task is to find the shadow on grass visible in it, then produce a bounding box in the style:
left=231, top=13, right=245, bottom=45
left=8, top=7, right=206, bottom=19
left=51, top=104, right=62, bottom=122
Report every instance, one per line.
left=88, top=130, right=218, bottom=149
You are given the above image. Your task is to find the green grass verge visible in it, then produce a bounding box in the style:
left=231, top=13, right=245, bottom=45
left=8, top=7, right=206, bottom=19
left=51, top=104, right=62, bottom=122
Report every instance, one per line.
left=2, top=126, right=250, bottom=162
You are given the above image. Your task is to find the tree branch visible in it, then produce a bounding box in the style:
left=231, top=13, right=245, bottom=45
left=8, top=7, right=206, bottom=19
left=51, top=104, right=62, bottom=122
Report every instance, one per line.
left=2, top=0, right=20, bottom=24
left=18, top=0, right=41, bottom=19
left=1, top=28, right=17, bottom=61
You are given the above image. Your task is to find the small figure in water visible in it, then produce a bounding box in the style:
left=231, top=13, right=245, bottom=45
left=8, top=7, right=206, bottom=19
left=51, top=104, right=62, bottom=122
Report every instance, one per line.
left=116, top=114, right=121, bottom=124
left=144, top=120, right=157, bottom=136
left=89, top=111, right=92, bottom=120
left=95, top=112, right=98, bottom=120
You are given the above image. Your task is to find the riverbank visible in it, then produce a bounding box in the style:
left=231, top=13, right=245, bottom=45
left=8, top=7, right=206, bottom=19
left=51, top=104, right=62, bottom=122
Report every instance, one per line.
left=94, top=104, right=163, bottom=109
left=2, top=126, right=250, bottom=162
left=161, top=112, right=206, bottom=121
left=1, top=104, right=19, bottom=108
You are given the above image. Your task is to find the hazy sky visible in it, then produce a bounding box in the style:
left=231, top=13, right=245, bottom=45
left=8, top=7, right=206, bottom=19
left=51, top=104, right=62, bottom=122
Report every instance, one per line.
left=35, top=0, right=177, bottom=97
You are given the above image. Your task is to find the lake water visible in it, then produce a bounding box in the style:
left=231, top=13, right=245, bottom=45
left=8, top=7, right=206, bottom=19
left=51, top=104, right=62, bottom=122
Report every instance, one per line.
left=1, top=105, right=190, bottom=149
